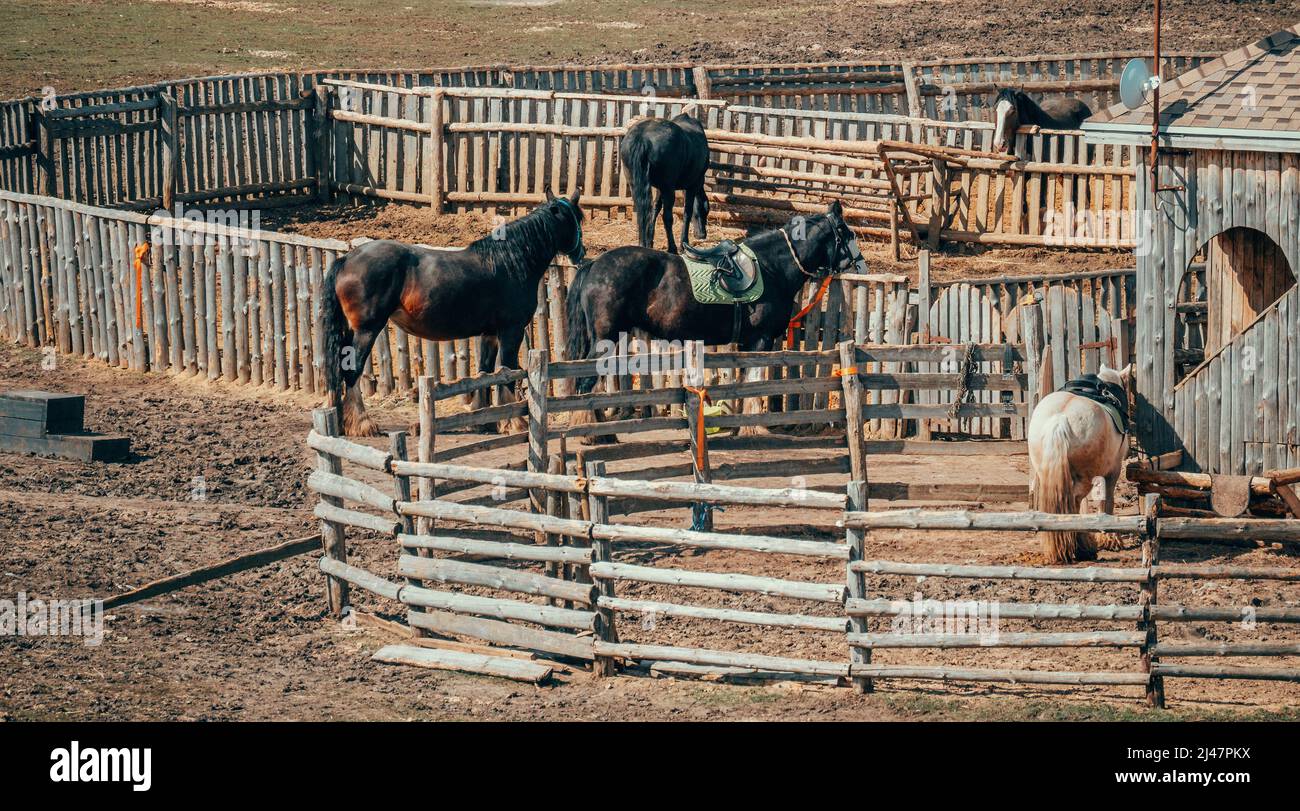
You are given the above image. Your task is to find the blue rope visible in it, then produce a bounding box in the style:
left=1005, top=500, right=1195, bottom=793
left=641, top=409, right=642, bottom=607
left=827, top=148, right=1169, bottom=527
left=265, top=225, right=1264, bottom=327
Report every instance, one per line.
left=690, top=503, right=724, bottom=532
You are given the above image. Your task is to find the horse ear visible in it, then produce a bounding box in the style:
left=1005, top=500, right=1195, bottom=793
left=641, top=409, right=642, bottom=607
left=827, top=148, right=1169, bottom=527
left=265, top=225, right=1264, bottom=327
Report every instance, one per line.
left=545, top=189, right=556, bottom=202
left=1120, top=363, right=1133, bottom=382
left=827, top=200, right=843, bottom=219
left=570, top=187, right=582, bottom=206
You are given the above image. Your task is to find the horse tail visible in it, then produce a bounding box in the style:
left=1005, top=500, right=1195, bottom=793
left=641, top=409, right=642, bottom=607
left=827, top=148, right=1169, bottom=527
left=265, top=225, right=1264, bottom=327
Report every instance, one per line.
left=565, top=257, right=594, bottom=369
left=622, top=131, right=655, bottom=248
left=322, top=254, right=352, bottom=427
left=1034, top=417, right=1086, bottom=563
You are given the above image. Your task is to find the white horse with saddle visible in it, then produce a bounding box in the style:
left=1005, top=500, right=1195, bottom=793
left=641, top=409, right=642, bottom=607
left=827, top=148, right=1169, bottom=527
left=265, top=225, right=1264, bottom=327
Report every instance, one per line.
left=1027, top=363, right=1133, bottom=564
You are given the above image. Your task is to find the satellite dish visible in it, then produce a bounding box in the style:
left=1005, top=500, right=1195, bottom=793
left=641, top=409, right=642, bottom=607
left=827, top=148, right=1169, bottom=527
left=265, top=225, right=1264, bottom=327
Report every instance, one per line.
left=1119, top=58, right=1159, bottom=110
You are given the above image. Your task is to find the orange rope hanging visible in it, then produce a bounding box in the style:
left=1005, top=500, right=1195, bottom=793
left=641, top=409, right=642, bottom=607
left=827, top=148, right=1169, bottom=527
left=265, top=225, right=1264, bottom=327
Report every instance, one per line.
left=133, top=243, right=150, bottom=329
left=786, top=275, right=833, bottom=347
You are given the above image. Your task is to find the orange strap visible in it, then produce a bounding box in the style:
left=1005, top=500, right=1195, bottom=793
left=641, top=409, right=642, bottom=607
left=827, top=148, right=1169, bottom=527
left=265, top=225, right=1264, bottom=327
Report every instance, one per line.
left=786, top=275, right=833, bottom=347
left=684, top=386, right=709, bottom=471
left=133, top=243, right=150, bottom=329
left=833, top=366, right=858, bottom=377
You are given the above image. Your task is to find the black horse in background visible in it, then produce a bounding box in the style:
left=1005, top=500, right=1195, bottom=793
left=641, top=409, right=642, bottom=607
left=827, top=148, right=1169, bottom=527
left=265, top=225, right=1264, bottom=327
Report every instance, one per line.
left=322, top=190, right=585, bottom=436
left=621, top=113, right=710, bottom=254
left=991, top=87, right=1091, bottom=157
left=564, top=201, right=864, bottom=440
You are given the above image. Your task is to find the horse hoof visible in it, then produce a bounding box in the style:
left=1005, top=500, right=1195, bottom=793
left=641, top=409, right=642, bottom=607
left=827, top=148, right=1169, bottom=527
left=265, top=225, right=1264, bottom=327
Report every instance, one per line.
left=1094, top=532, right=1125, bottom=552
left=499, top=417, right=529, bottom=435
left=345, top=416, right=382, bottom=438
left=580, top=433, right=619, bottom=446
left=737, top=424, right=766, bottom=438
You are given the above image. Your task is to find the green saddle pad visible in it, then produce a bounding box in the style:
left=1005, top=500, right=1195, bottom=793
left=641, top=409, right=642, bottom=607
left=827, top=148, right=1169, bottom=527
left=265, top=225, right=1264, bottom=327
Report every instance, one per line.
left=684, top=244, right=764, bottom=305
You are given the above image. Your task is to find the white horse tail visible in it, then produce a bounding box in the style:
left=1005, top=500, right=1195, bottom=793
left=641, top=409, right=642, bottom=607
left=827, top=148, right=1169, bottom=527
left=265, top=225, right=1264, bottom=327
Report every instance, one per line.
left=1034, top=417, right=1086, bottom=563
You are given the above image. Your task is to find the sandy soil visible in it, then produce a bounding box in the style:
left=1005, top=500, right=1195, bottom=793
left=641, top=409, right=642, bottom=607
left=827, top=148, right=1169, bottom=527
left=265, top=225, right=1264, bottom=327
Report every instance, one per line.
left=2, top=342, right=1297, bottom=721
left=3, top=1, right=1297, bottom=98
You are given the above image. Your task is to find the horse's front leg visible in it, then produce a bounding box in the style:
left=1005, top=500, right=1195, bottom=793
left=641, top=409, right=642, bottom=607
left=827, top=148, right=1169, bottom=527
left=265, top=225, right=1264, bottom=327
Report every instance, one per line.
left=737, top=334, right=771, bottom=437
left=495, top=327, right=529, bottom=435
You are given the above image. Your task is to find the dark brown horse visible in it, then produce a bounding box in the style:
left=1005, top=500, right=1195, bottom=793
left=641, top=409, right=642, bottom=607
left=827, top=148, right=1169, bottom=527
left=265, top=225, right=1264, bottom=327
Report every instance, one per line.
left=323, top=190, right=585, bottom=436
left=991, top=87, right=1091, bottom=156
left=621, top=113, right=710, bottom=254
left=564, top=201, right=864, bottom=438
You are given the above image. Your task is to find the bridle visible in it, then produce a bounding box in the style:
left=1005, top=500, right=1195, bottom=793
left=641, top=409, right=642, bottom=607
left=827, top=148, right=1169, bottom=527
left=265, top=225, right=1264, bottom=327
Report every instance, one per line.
left=554, top=197, right=585, bottom=263
left=780, top=216, right=859, bottom=280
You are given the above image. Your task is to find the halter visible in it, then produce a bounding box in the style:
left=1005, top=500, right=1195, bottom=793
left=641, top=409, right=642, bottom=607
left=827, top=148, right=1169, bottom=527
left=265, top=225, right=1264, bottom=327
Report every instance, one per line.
left=554, top=197, right=585, bottom=263
left=781, top=217, right=854, bottom=279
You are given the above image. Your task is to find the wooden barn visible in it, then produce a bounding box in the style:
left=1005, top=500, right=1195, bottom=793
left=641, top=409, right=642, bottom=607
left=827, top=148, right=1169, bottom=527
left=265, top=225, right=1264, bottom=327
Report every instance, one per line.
left=1083, top=25, right=1300, bottom=475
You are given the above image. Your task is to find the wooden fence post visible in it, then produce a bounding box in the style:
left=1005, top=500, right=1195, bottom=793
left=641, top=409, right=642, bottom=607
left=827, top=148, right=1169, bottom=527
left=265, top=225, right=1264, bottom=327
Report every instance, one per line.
left=845, top=480, right=872, bottom=693
left=585, top=460, right=618, bottom=677
left=1021, top=299, right=1046, bottom=419
left=312, top=85, right=333, bottom=204
left=1141, top=494, right=1166, bottom=708
left=684, top=374, right=713, bottom=532
left=526, top=348, right=550, bottom=511
left=900, top=62, right=923, bottom=119
left=416, top=375, right=436, bottom=536
left=429, top=89, right=445, bottom=212
left=32, top=107, right=55, bottom=197
left=838, top=341, right=868, bottom=483
left=915, top=251, right=933, bottom=441
left=311, top=407, right=349, bottom=617
left=159, top=91, right=178, bottom=212
left=692, top=66, right=713, bottom=100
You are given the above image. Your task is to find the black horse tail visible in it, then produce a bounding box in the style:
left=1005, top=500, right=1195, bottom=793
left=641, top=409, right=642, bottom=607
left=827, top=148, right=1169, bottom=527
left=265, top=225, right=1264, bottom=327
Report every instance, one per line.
left=622, top=132, right=655, bottom=248
left=321, top=255, right=352, bottom=425
left=565, top=259, right=596, bottom=392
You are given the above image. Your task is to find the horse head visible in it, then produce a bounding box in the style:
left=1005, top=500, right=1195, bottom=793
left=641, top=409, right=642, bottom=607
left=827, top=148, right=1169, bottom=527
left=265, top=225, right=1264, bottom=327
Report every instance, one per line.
left=545, top=188, right=586, bottom=263
left=992, top=87, right=1023, bottom=154
left=1097, top=362, right=1134, bottom=400
left=821, top=201, right=866, bottom=275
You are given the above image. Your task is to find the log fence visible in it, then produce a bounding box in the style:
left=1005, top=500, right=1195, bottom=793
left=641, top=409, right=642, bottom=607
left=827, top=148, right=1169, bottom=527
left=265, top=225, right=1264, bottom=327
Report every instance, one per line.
left=0, top=183, right=1140, bottom=445
left=0, top=55, right=1214, bottom=251
left=305, top=397, right=1300, bottom=697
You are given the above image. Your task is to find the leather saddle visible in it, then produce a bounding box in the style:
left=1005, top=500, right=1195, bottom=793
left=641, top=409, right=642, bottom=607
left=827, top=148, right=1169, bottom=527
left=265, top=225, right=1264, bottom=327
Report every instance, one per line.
left=683, top=240, right=758, bottom=295
left=1061, top=374, right=1128, bottom=433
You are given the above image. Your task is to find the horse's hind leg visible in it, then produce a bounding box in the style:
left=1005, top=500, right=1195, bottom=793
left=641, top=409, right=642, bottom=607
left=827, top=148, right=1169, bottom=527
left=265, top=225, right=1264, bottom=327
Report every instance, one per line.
left=680, top=189, right=695, bottom=249
left=469, top=335, right=500, bottom=434
left=1092, top=473, right=1125, bottom=552
left=661, top=189, right=678, bottom=254
left=494, top=326, right=530, bottom=435
left=341, top=327, right=382, bottom=437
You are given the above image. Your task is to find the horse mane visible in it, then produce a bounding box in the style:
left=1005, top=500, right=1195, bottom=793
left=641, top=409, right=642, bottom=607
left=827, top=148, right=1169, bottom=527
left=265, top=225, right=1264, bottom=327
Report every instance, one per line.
left=467, top=201, right=567, bottom=278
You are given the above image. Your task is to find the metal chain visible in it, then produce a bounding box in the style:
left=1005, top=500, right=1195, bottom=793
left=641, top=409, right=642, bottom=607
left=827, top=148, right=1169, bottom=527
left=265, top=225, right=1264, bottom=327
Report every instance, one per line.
left=948, top=343, right=976, bottom=422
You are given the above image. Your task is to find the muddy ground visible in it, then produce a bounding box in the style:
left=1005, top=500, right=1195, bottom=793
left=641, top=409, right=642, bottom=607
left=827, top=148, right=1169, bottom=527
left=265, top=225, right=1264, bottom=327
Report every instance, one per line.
left=2, top=343, right=1297, bottom=721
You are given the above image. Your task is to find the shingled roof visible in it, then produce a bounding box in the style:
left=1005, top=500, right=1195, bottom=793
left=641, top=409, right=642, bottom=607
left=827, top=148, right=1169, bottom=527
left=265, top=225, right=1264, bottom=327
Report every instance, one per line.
left=1084, top=24, right=1300, bottom=152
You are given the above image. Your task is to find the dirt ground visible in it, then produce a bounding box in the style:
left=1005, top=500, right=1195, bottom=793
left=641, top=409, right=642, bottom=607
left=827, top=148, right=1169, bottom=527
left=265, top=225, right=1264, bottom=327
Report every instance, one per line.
left=3, top=342, right=1297, bottom=721
left=2, top=1, right=1297, bottom=97
left=261, top=202, right=1134, bottom=282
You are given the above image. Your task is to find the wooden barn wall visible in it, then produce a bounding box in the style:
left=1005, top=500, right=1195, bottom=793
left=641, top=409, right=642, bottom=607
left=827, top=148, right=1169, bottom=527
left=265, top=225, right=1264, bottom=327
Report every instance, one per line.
left=1139, top=148, right=1300, bottom=474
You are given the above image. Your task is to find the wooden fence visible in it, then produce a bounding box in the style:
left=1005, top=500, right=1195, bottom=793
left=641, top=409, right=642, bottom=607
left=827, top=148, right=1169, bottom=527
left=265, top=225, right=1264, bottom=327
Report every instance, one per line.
left=320, top=79, right=1139, bottom=248
left=305, top=383, right=1300, bottom=699
left=0, top=185, right=1140, bottom=443
left=0, top=52, right=1217, bottom=249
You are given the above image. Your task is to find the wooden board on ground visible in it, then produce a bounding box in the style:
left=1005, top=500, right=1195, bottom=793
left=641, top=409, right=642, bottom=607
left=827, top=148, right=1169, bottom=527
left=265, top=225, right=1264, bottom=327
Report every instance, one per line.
left=371, top=643, right=554, bottom=684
